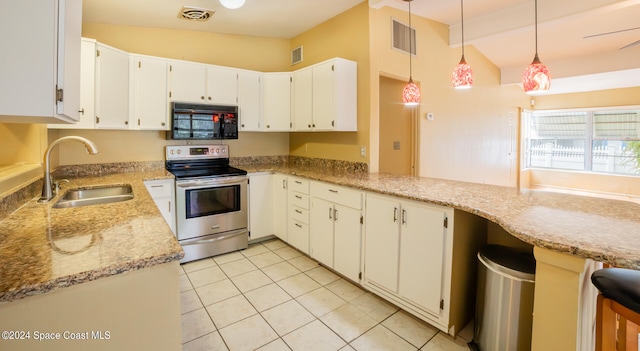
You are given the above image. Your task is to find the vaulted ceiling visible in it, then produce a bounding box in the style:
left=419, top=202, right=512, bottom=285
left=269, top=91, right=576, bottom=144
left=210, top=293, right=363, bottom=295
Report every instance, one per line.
left=83, top=0, right=640, bottom=94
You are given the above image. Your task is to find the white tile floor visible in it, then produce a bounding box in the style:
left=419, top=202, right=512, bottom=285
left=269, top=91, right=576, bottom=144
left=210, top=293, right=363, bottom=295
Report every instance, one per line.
left=180, top=238, right=473, bottom=351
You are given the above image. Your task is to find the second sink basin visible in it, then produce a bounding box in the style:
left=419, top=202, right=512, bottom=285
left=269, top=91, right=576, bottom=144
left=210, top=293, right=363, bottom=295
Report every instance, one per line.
left=53, top=184, right=134, bottom=208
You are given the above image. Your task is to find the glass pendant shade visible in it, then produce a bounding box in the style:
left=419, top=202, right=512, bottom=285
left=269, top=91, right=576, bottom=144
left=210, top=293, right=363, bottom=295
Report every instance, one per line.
left=452, top=55, right=473, bottom=89
left=522, top=54, right=551, bottom=95
left=219, top=0, right=245, bottom=9
left=402, top=78, right=421, bottom=105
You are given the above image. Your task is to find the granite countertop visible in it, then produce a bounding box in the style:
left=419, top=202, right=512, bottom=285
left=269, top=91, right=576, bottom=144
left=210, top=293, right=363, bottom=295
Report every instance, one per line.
left=242, top=163, right=640, bottom=270
left=0, top=170, right=183, bottom=303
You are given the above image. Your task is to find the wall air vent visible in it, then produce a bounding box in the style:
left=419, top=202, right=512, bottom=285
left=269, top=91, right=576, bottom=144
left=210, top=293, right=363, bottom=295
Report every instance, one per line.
left=291, top=46, right=303, bottom=65
left=392, top=18, right=416, bottom=55
left=178, top=6, right=215, bottom=21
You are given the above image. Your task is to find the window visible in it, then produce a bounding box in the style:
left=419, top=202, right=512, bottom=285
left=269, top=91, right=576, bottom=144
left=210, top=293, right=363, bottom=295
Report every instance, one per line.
left=522, top=107, right=640, bottom=175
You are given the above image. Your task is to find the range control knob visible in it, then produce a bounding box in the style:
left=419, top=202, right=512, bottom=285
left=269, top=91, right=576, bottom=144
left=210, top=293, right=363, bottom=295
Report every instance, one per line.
left=176, top=149, right=182, bottom=155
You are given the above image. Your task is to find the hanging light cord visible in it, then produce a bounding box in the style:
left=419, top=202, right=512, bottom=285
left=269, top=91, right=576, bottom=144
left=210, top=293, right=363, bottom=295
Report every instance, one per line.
left=534, top=0, right=538, bottom=54
left=408, top=0, right=413, bottom=77
left=460, top=0, right=465, bottom=57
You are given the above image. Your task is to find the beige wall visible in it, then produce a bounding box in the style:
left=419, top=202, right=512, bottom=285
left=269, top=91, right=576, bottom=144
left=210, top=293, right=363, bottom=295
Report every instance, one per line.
left=368, top=6, right=528, bottom=186
left=378, top=76, right=414, bottom=175
left=83, top=23, right=292, bottom=72
left=288, top=3, right=371, bottom=163
left=49, top=129, right=289, bottom=165
left=0, top=123, right=47, bottom=164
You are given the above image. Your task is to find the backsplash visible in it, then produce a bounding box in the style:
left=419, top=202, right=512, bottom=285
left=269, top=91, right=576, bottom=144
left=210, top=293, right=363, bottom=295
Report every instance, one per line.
left=0, top=157, right=369, bottom=221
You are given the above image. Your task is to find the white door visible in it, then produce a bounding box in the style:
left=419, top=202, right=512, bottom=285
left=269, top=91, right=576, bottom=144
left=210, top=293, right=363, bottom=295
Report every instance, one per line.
left=312, top=60, right=335, bottom=131
left=398, top=201, right=446, bottom=315
left=272, top=174, right=288, bottom=241
left=248, top=173, right=274, bottom=241
left=56, top=0, right=82, bottom=121
left=334, top=204, right=362, bottom=282
left=310, top=197, right=334, bottom=267
left=262, top=72, right=291, bottom=131
left=364, top=193, right=400, bottom=293
left=95, top=44, right=130, bottom=129
left=169, top=61, right=206, bottom=103
left=206, top=65, right=237, bottom=105
left=291, top=67, right=313, bottom=131
left=238, top=70, right=262, bottom=131
left=132, top=56, right=168, bottom=130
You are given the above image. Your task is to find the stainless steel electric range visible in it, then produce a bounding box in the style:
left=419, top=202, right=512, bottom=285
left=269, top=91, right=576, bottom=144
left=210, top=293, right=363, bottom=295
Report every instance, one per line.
left=165, top=144, right=248, bottom=263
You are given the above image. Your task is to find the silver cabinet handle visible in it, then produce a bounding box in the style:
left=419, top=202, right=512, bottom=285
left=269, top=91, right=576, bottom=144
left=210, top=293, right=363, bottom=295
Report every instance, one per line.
left=329, top=207, right=332, bottom=220
left=295, top=195, right=302, bottom=199
left=402, top=209, right=406, bottom=225
left=295, top=209, right=302, bottom=214
left=334, top=208, right=338, bottom=221
left=329, top=189, right=338, bottom=193
left=393, top=207, right=398, bottom=222
left=294, top=180, right=302, bottom=184
left=295, top=223, right=302, bottom=228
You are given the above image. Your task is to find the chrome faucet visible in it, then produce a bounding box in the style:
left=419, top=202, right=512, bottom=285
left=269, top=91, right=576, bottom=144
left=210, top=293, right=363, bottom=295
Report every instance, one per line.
left=38, top=136, right=99, bottom=203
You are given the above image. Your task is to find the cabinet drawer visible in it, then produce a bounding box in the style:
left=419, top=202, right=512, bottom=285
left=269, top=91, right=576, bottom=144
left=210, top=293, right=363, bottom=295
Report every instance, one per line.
left=145, top=181, right=173, bottom=198
left=288, top=218, right=309, bottom=254
left=288, top=177, right=309, bottom=194
left=310, top=181, right=362, bottom=209
left=288, top=191, right=309, bottom=209
left=289, top=205, right=309, bottom=224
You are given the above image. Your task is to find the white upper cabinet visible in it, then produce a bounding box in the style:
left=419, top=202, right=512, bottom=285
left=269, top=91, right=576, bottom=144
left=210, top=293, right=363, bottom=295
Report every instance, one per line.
left=130, top=55, right=169, bottom=130
left=169, top=62, right=238, bottom=105
left=237, top=70, right=262, bottom=131
left=95, top=43, right=130, bottom=129
left=263, top=72, right=292, bottom=132
left=206, top=65, right=238, bottom=105
left=49, top=38, right=96, bottom=129
left=291, top=58, right=357, bottom=132
left=168, top=61, right=207, bottom=103
left=291, top=67, right=313, bottom=131
left=0, top=0, right=82, bottom=123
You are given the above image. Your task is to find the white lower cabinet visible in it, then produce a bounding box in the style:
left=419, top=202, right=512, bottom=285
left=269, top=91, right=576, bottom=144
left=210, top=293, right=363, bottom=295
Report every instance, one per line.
left=364, top=192, right=454, bottom=330
left=144, top=179, right=176, bottom=235
left=272, top=174, right=288, bottom=241
left=310, top=181, right=363, bottom=283
left=248, top=173, right=274, bottom=241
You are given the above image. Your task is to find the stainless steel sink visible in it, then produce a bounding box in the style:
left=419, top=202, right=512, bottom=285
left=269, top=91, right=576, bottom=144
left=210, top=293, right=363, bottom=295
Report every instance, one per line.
left=53, top=184, right=134, bottom=208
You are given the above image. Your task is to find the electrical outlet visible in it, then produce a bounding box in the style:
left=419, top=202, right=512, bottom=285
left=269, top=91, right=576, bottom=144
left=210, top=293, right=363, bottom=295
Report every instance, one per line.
left=426, top=113, right=434, bottom=120
left=360, top=146, right=366, bottom=157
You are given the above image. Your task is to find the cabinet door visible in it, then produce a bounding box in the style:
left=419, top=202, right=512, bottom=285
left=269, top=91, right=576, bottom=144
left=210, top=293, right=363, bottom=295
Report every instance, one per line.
left=291, top=67, right=313, bottom=131
left=248, top=173, right=273, bottom=241
left=95, top=44, right=130, bottom=129
left=364, top=194, right=400, bottom=292
left=334, top=204, right=362, bottom=282
left=263, top=72, right=291, bottom=131
left=49, top=38, right=96, bottom=129
left=0, top=0, right=81, bottom=123
left=144, top=179, right=176, bottom=235
left=169, top=61, right=206, bottom=103
left=238, top=70, right=262, bottom=131
left=132, top=56, right=169, bottom=130
left=310, top=197, right=334, bottom=267
left=398, top=201, right=446, bottom=315
left=272, top=174, right=288, bottom=241
left=206, top=65, right=238, bottom=105
left=312, top=61, right=335, bottom=131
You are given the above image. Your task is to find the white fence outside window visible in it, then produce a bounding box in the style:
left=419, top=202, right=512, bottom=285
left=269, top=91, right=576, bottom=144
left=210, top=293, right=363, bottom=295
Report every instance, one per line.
left=529, top=143, right=639, bottom=174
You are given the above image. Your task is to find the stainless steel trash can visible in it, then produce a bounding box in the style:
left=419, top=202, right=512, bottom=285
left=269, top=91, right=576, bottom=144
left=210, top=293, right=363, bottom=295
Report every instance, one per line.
left=471, top=245, right=536, bottom=351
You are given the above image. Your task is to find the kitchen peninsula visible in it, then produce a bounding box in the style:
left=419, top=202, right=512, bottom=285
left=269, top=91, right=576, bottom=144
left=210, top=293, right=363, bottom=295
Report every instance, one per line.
left=1, top=160, right=639, bottom=351
left=0, top=168, right=184, bottom=351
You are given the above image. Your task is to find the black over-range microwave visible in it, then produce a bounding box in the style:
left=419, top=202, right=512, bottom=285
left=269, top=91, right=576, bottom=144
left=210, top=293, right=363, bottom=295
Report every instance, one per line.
left=167, top=102, right=239, bottom=140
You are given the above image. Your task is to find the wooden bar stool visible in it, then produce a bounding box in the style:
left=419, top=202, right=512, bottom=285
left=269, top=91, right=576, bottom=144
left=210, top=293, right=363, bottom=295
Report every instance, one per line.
left=592, top=268, right=640, bottom=351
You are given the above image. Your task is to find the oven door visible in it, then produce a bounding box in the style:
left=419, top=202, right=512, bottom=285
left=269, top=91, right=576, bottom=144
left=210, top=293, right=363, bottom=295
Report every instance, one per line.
left=175, top=176, right=248, bottom=241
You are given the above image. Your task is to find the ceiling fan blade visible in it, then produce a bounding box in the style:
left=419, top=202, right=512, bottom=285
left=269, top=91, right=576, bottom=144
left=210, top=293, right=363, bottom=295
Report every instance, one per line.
left=584, top=26, right=640, bottom=39
left=620, top=39, right=640, bottom=50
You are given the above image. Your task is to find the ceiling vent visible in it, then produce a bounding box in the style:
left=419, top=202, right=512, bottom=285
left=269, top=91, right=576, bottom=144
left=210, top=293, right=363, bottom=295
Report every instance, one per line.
left=178, top=6, right=215, bottom=21
left=291, top=46, right=303, bottom=65
left=392, top=18, right=416, bottom=55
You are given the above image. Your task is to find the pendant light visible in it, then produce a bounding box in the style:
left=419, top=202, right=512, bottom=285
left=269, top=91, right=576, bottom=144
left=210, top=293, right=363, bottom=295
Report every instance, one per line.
left=521, top=0, right=551, bottom=95
left=402, top=0, right=421, bottom=106
left=452, top=0, right=473, bottom=89
left=219, top=0, right=245, bottom=10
